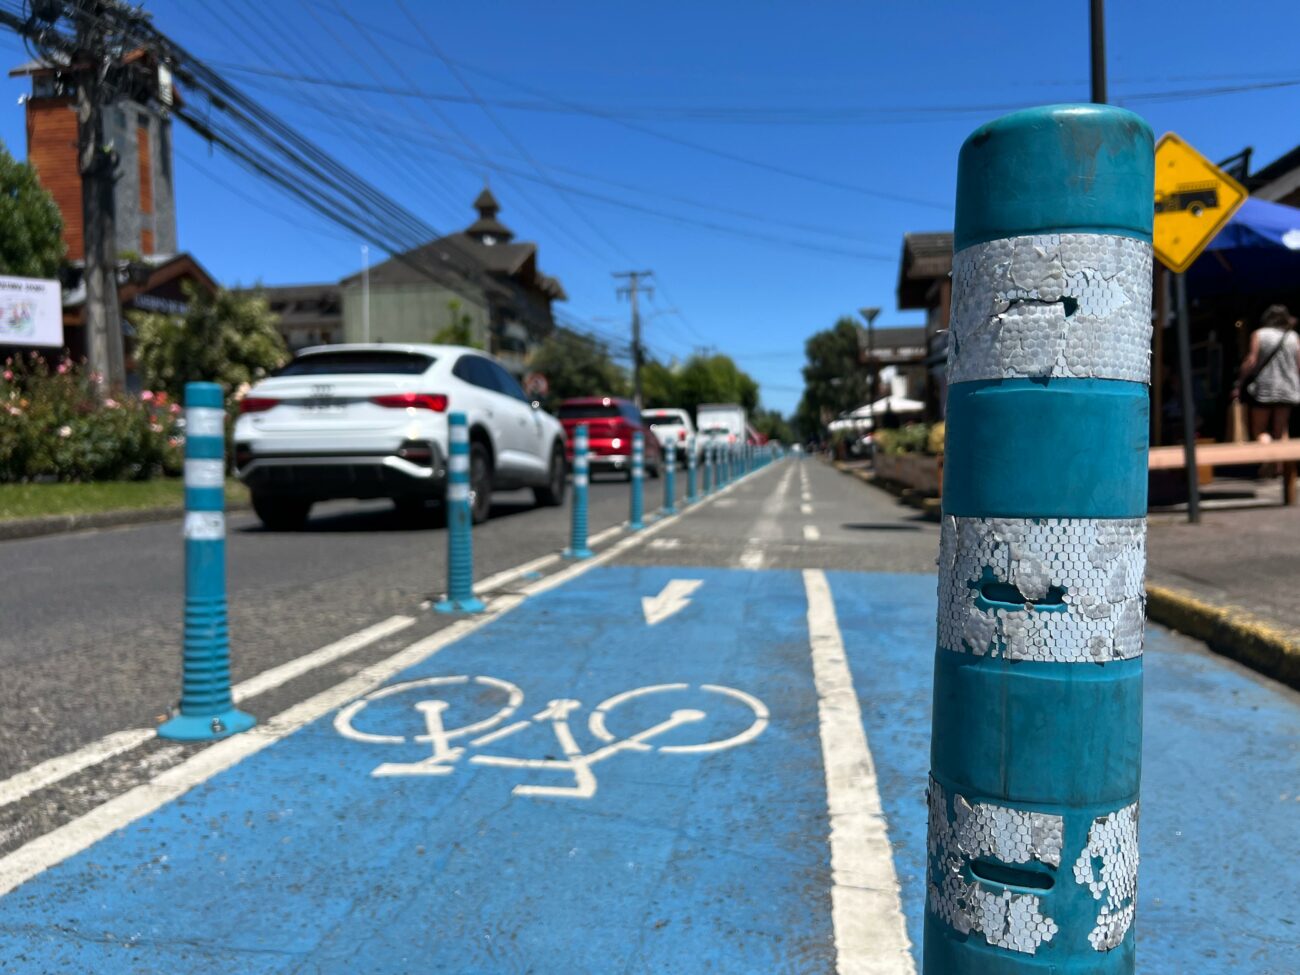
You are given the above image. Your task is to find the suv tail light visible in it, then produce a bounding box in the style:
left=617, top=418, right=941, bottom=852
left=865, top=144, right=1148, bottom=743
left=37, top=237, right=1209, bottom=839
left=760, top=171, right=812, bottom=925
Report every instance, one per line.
left=371, top=393, right=448, bottom=412
left=239, top=396, right=279, bottom=414
left=678, top=429, right=687, bottom=440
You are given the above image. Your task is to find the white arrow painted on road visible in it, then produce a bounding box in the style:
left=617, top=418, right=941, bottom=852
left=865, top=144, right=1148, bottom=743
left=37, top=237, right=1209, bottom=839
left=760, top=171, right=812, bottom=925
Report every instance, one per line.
left=641, top=579, right=704, bottom=626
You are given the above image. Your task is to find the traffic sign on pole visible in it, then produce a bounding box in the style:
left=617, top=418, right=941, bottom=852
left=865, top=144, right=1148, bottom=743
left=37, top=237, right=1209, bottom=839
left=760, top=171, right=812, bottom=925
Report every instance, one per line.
left=1153, top=132, right=1247, bottom=273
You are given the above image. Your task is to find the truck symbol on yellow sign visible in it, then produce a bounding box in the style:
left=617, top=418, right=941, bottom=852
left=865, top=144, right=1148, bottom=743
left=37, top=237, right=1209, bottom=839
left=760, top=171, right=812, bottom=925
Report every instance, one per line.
left=1153, top=133, right=1247, bottom=274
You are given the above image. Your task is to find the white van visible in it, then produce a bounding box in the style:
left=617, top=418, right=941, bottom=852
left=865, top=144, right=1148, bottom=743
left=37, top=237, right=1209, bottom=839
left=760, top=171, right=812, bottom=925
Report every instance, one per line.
left=696, top=403, right=747, bottom=452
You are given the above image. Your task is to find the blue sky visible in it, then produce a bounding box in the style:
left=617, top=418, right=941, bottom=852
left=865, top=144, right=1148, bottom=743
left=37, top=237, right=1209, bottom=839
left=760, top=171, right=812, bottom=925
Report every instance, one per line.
left=1, top=0, right=1297, bottom=413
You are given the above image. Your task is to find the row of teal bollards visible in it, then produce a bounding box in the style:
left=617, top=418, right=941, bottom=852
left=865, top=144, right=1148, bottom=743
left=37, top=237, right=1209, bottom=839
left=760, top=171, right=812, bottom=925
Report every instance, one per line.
left=161, top=394, right=782, bottom=744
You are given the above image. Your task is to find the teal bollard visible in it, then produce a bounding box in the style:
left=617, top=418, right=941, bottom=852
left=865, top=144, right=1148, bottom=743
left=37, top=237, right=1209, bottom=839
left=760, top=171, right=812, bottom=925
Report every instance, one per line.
left=663, top=440, right=677, bottom=514
left=434, top=412, right=485, bottom=613
left=158, top=382, right=255, bottom=741
left=564, top=423, right=592, bottom=559
left=703, top=442, right=713, bottom=496
left=686, top=434, right=698, bottom=503
left=629, top=431, right=645, bottom=530
left=924, top=105, right=1152, bottom=974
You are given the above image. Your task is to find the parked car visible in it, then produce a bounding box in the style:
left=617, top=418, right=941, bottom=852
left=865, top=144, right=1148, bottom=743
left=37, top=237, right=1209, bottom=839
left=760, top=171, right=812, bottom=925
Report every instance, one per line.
left=232, top=344, right=568, bottom=529
left=696, top=403, right=747, bottom=453
left=556, top=397, right=662, bottom=479
left=641, top=407, right=695, bottom=465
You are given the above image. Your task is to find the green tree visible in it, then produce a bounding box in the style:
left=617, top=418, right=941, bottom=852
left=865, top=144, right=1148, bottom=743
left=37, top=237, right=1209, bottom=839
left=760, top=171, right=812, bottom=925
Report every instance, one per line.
left=640, top=359, right=679, bottom=407
left=751, top=408, right=793, bottom=443
left=666, top=354, right=760, bottom=418
left=0, top=139, right=65, bottom=278
left=433, top=298, right=481, bottom=347
left=528, top=329, right=628, bottom=404
left=132, top=283, right=289, bottom=399
left=799, top=317, right=868, bottom=433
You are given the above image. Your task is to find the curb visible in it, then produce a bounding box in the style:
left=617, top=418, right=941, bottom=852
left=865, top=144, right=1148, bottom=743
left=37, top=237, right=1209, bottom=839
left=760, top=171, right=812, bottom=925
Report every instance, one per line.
left=1146, top=583, right=1300, bottom=690
left=0, top=502, right=251, bottom=542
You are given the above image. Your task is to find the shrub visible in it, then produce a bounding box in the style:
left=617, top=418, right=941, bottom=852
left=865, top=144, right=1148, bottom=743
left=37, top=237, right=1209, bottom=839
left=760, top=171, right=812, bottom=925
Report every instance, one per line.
left=874, top=423, right=932, bottom=456
left=0, top=354, right=182, bottom=482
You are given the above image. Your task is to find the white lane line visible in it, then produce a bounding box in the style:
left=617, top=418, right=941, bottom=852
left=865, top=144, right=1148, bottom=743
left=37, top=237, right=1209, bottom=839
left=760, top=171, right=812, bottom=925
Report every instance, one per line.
left=801, top=503, right=814, bottom=516
left=0, top=615, right=416, bottom=813
left=804, top=525, right=822, bottom=542
left=232, top=615, right=415, bottom=703
left=803, top=569, right=916, bottom=975
left=0, top=729, right=154, bottom=812
left=802, top=492, right=813, bottom=503
left=0, top=460, right=780, bottom=895
left=474, top=552, right=561, bottom=594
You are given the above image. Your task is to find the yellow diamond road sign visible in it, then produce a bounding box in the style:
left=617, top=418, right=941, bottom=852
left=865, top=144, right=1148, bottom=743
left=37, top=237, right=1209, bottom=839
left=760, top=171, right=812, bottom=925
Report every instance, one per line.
left=1153, top=132, right=1248, bottom=273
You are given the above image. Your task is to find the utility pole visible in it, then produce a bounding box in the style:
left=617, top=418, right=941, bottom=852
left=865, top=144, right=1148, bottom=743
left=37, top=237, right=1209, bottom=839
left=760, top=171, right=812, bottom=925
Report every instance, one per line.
left=859, top=306, right=880, bottom=425
left=75, top=1, right=126, bottom=391
left=614, top=270, right=653, bottom=408
left=1090, top=0, right=1107, bottom=103
left=361, top=244, right=370, bottom=342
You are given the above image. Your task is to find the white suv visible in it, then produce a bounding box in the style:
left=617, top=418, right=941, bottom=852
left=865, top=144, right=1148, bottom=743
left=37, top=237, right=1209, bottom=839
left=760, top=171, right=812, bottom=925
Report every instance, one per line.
left=233, top=344, right=568, bottom=529
left=641, top=407, right=696, bottom=465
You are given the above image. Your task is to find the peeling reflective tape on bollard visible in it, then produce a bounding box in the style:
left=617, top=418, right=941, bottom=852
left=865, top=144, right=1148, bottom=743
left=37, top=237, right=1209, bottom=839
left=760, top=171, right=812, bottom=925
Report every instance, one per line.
left=158, top=382, right=255, bottom=743
left=183, top=458, right=224, bottom=488
left=185, top=406, right=225, bottom=438
left=924, top=105, right=1153, bottom=975
left=183, top=511, right=225, bottom=541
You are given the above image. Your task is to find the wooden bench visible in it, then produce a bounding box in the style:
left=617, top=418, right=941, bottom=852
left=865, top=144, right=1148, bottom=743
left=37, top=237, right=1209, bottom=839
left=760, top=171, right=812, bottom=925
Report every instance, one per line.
left=1149, top=441, right=1300, bottom=506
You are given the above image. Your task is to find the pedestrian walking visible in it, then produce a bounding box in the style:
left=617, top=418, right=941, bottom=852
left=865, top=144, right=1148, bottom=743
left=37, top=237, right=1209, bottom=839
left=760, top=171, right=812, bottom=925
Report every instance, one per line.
left=1233, top=304, right=1300, bottom=444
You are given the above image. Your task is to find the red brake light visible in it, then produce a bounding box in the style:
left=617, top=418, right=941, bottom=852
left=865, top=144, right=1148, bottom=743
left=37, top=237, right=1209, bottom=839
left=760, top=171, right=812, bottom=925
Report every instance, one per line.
left=678, top=430, right=686, bottom=440
left=239, top=397, right=279, bottom=414
left=371, top=393, right=448, bottom=412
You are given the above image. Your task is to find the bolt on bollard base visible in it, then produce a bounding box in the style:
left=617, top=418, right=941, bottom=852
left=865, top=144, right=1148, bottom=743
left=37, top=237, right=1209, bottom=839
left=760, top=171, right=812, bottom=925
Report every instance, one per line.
left=923, top=105, right=1152, bottom=974
left=564, top=424, right=593, bottom=559
left=159, top=382, right=255, bottom=742
left=435, top=412, right=485, bottom=613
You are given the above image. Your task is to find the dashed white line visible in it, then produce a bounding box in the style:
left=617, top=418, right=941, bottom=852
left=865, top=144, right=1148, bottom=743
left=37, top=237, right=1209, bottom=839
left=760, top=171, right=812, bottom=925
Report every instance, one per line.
left=801, top=503, right=814, bottom=516
left=803, top=568, right=915, bottom=975
left=804, top=525, right=822, bottom=542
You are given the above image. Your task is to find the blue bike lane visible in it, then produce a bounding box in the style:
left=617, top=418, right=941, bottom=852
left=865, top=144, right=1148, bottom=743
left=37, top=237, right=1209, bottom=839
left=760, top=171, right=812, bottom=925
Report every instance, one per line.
left=1, top=565, right=844, bottom=974
left=2, top=563, right=1297, bottom=972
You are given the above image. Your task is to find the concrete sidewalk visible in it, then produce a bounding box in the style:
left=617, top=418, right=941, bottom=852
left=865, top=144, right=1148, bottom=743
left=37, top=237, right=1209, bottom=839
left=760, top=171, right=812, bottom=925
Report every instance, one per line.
left=1147, top=498, right=1300, bottom=688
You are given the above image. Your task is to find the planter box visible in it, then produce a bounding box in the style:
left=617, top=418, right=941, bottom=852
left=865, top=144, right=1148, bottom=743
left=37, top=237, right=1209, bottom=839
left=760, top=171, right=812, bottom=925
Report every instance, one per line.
left=874, top=452, right=943, bottom=497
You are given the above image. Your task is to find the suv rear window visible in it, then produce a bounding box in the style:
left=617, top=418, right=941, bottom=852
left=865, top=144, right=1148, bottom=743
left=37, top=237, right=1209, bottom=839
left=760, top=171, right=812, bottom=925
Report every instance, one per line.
left=558, top=403, right=620, bottom=419
left=278, top=351, right=435, bottom=376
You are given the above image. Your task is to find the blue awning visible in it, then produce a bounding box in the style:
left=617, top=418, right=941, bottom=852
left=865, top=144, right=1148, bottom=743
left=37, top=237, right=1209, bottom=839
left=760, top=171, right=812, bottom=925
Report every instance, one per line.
left=1187, top=196, right=1300, bottom=298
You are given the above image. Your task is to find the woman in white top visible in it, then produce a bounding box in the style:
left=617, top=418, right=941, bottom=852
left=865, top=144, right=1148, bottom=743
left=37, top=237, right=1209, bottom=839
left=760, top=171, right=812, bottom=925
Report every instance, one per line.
left=1234, top=304, right=1300, bottom=441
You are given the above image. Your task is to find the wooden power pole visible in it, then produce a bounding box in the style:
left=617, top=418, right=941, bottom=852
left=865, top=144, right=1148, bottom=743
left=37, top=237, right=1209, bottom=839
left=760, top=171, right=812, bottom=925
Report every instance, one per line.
left=614, top=270, right=653, bottom=409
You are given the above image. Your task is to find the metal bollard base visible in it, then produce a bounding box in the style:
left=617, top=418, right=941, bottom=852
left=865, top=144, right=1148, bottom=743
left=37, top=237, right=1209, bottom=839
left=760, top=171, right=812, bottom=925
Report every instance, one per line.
left=562, top=546, right=593, bottom=559
left=158, top=706, right=256, bottom=742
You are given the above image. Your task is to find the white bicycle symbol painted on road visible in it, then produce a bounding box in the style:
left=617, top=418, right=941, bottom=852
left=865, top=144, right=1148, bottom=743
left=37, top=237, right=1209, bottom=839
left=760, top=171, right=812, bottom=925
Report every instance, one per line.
left=333, top=676, right=769, bottom=800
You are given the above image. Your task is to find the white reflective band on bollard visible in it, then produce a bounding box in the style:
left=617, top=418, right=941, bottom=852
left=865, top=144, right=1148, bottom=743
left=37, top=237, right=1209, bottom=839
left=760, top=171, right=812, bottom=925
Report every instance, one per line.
left=183, top=459, right=225, bottom=488
left=449, top=455, right=469, bottom=474
left=949, top=234, right=1153, bottom=384
left=447, top=483, right=470, bottom=502
left=183, top=511, right=226, bottom=540
left=450, top=425, right=469, bottom=443
left=574, top=474, right=588, bottom=488
left=185, top=407, right=226, bottom=438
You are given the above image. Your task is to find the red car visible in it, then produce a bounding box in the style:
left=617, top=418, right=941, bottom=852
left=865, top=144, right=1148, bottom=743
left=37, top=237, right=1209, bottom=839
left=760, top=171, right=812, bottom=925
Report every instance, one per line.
left=557, top=397, right=662, bottom=479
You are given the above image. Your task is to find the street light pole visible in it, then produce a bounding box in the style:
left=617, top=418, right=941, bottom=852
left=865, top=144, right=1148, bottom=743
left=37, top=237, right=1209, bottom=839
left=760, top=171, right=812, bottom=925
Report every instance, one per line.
left=859, top=306, right=881, bottom=429
left=1090, top=0, right=1107, bottom=103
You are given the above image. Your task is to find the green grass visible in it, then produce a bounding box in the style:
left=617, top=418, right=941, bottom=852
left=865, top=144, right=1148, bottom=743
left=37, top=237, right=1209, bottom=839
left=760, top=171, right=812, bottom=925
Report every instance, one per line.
left=0, top=479, right=248, bottom=521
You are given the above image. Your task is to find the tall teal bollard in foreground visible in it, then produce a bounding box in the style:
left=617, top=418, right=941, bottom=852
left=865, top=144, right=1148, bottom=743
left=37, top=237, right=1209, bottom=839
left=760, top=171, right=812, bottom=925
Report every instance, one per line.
left=434, top=412, right=485, bottom=613
left=663, top=440, right=677, bottom=514
left=686, top=434, right=698, bottom=503
left=629, top=430, right=645, bottom=530
left=564, top=424, right=592, bottom=559
left=924, top=105, right=1152, bottom=974
left=158, top=382, right=255, bottom=741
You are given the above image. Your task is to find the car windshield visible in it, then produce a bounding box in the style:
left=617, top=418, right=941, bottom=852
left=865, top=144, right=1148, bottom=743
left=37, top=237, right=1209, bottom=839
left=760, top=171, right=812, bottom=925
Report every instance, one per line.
left=643, top=414, right=683, bottom=426
left=701, top=425, right=730, bottom=434
left=558, top=403, right=621, bottom=419
left=277, top=351, right=435, bottom=376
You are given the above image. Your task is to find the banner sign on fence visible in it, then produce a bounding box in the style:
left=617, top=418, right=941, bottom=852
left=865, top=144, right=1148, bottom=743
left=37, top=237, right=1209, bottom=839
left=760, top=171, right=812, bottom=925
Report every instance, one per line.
left=0, top=275, right=62, bottom=348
